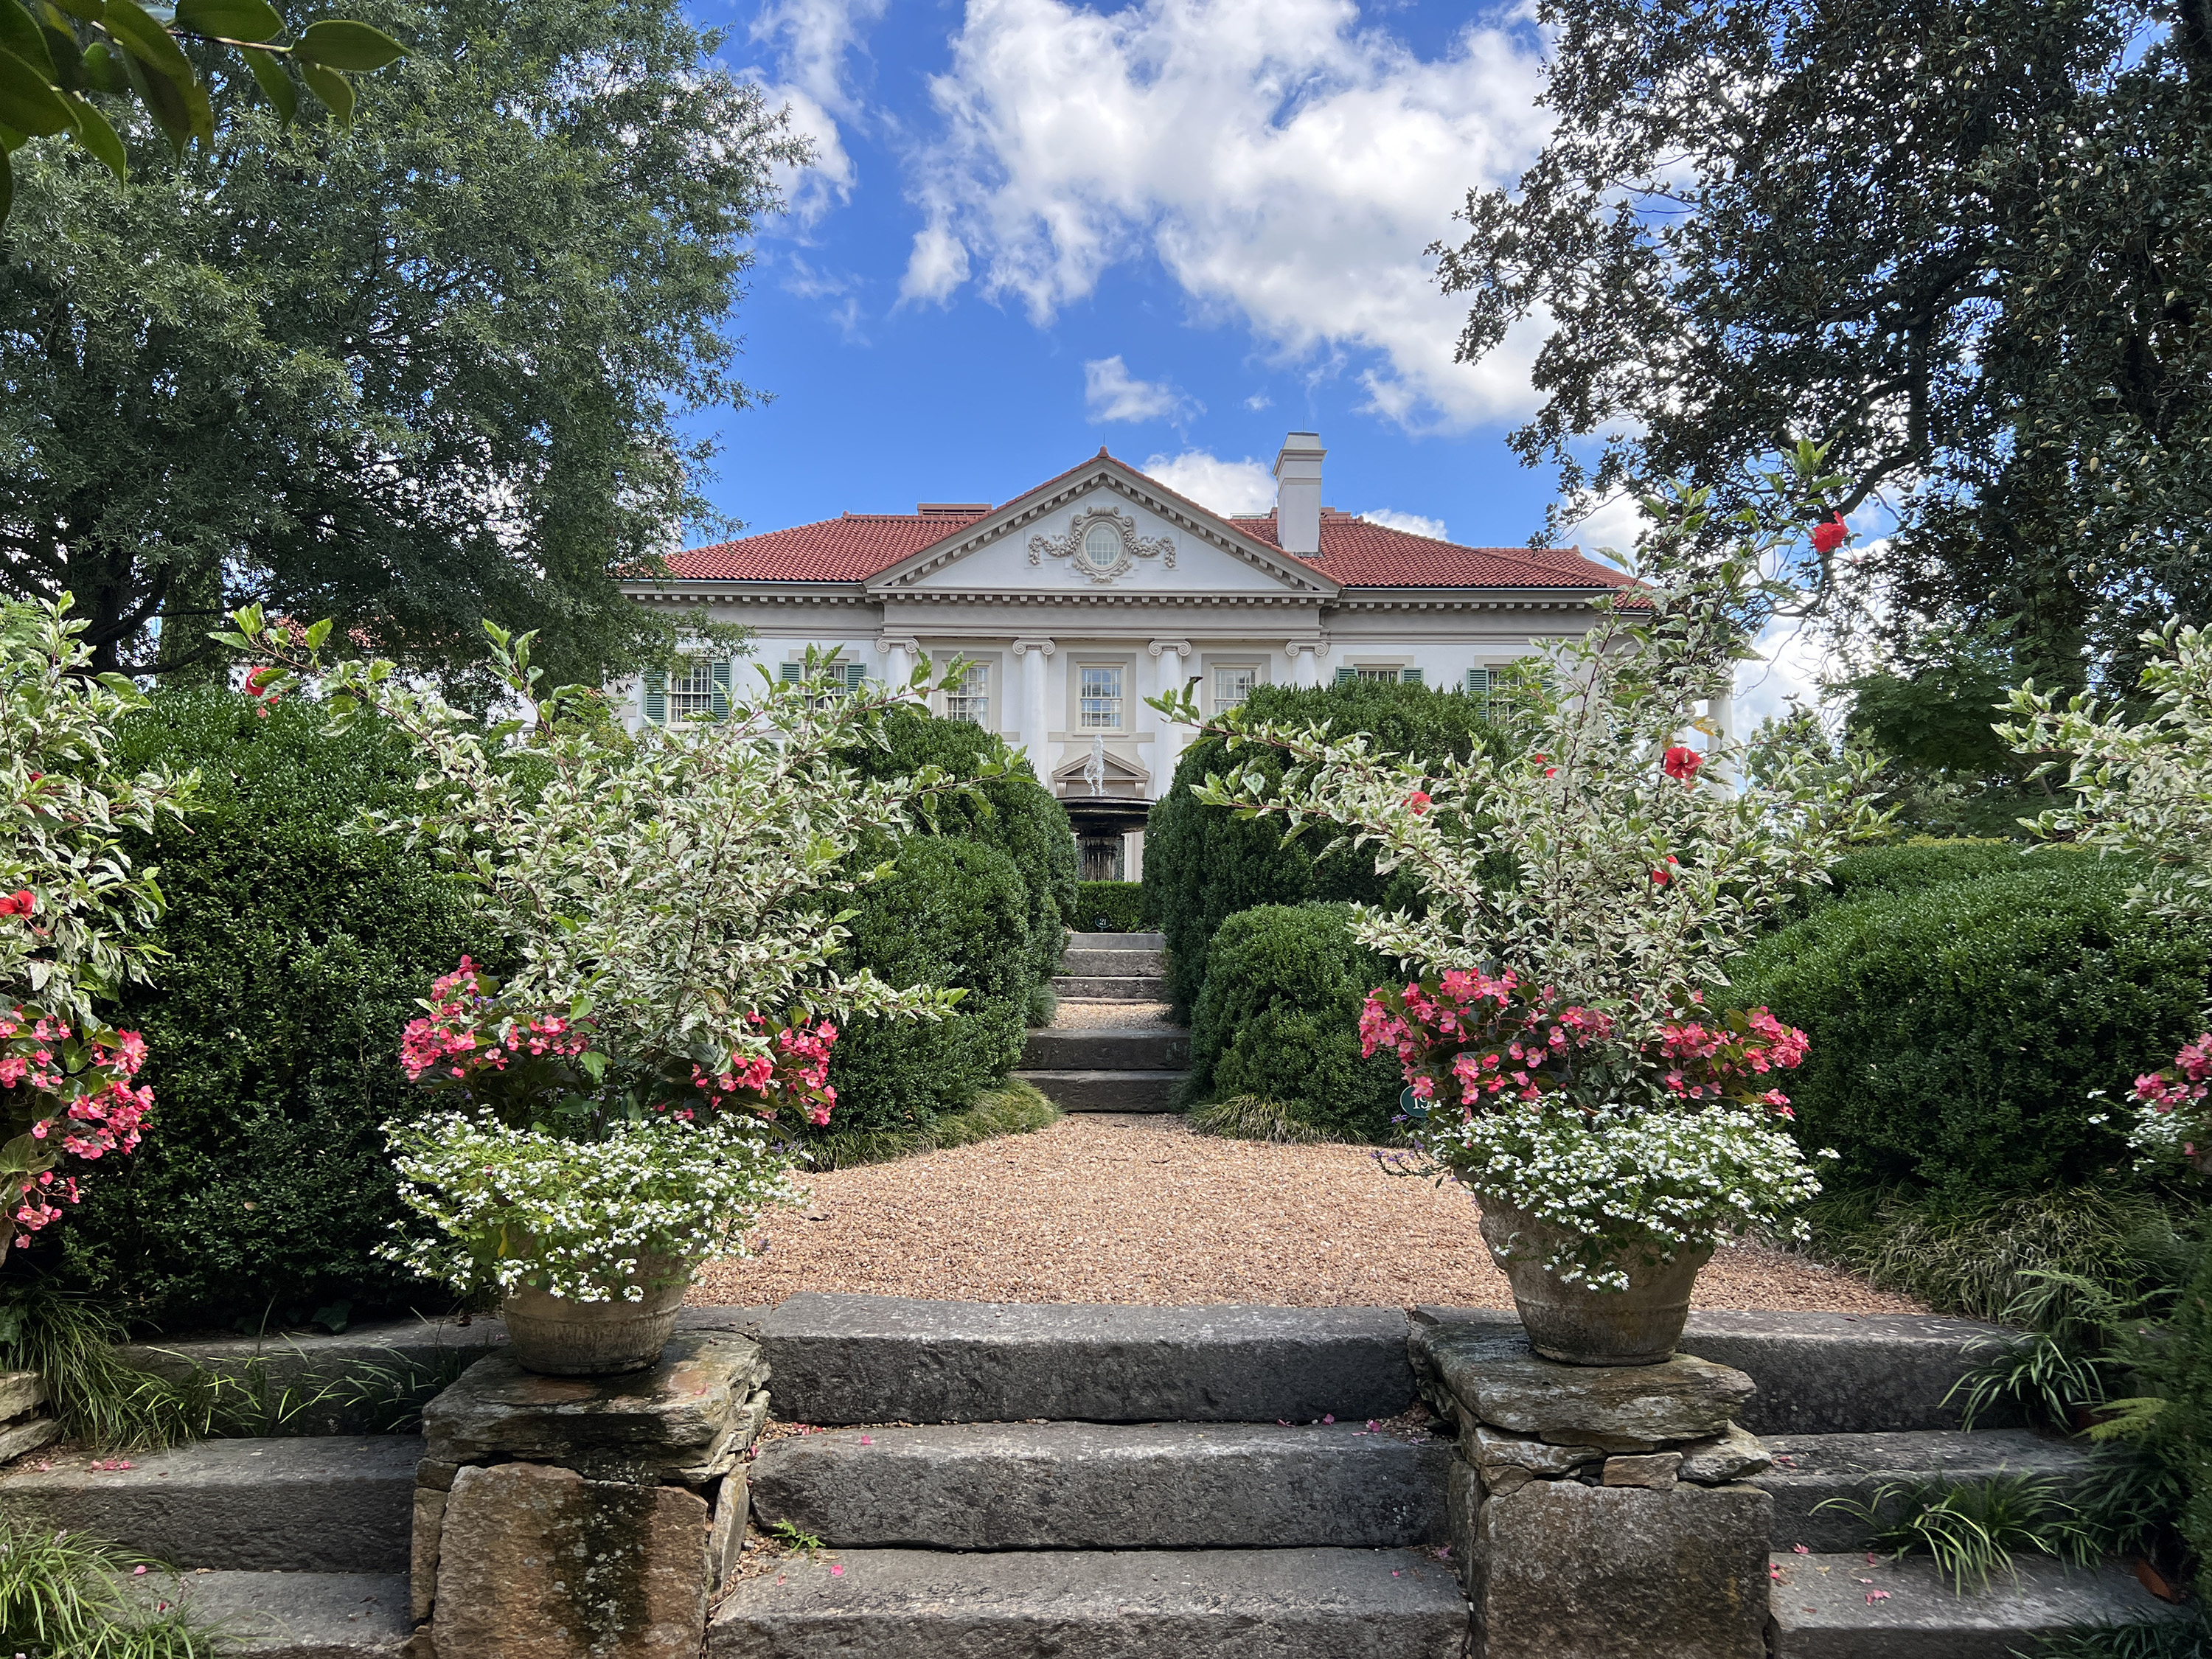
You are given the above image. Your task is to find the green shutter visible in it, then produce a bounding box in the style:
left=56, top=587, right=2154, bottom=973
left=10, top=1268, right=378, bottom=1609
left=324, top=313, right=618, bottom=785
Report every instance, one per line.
left=710, top=658, right=731, bottom=720
left=843, top=661, right=869, bottom=693
left=1335, top=666, right=1357, bottom=685
left=644, top=669, right=667, bottom=726
left=1401, top=667, right=1423, bottom=687
left=1467, top=667, right=1492, bottom=712
left=779, top=661, right=802, bottom=683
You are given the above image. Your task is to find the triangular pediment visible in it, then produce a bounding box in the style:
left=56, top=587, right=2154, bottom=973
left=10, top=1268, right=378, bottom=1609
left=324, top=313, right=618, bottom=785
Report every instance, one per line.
left=865, top=456, right=1338, bottom=601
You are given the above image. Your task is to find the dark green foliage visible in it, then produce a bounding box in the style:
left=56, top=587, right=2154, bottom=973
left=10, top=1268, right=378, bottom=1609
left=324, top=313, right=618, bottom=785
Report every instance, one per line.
left=1731, top=866, right=2212, bottom=1199
left=804, top=1077, right=1058, bottom=1172
left=1074, top=881, right=1146, bottom=933
left=1144, top=681, right=1499, bottom=1017
left=1184, top=904, right=1404, bottom=1144
left=50, top=689, right=493, bottom=1332
left=821, top=838, right=1034, bottom=1139
left=1818, top=839, right=2049, bottom=902
left=843, top=709, right=1075, bottom=984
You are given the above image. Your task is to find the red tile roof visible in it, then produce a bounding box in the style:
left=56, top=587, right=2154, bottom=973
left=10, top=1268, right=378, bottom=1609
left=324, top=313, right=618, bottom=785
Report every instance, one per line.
left=661, top=459, right=1628, bottom=592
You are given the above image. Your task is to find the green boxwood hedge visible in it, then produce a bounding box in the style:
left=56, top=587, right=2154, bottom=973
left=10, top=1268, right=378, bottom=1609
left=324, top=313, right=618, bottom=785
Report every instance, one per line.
left=1143, top=681, right=1498, bottom=1018
left=1728, top=863, right=2211, bottom=1199
left=1074, top=881, right=1147, bottom=933
left=1184, top=903, right=1405, bottom=1143
left=820, top=837, right=1036, bottom=1138
left=55, top=691, right=496, bottom=1332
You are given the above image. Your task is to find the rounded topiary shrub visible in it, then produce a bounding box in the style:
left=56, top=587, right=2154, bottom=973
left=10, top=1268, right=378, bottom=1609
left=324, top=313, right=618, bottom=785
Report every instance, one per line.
left=57, top=689, right=497, bottom=1332
left=1728, top=863, right=2212, bottom=1199
left=824, top=836, right=1036, bottom=1137
left=1074, top=881, right=1146, bottom=933
left=1144, top=681, right=1498, bottom=1018
left=841, top=708, right=1076, bottom=984
left=1184, top=903, right=1405, bottom=1143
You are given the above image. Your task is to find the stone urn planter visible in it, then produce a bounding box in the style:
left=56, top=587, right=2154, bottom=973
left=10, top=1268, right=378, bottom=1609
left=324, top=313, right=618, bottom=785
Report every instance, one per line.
left=501, top=1253, right=690, bottom=1376
left=1476, top=1195, right=1711, bottom=1366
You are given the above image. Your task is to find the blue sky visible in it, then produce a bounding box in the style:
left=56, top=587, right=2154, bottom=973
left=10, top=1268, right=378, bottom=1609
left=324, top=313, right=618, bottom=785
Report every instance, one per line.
left=680, top=0, right=1585, bottom=552
left=678, top=0, right=1831, bottom=719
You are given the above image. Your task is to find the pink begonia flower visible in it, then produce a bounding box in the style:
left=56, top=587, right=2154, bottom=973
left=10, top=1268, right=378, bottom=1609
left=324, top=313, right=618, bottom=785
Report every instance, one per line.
left=1405, top=790, right=1431, bottom=815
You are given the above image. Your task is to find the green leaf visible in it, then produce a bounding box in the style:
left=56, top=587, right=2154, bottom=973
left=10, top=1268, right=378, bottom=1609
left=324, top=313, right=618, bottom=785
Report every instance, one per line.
left=76, top=36, right=123, bottom=91
left=174, top=0, right=280, bottom=41
left=302, top=616, right=332, bottom=650
left=0, top=117, right=19, bottom=150
left=0, top=2, right=56, bottom=80
left=292, top=18, right=403, bottom=70
left=116, top=38, right=189, bottom=151
left=297, top=58, right=349, bottom=125
left=240, top=41, right=291, bottom=120
left=0, top=44, right=72, bottom=136
left=0, top=145, right=10, bottom=222
left=45, top=0, right=102, bottom=19
left=38, top=21, right=80, bottom=90
left=62, top=89, right=120, bottom=176
left=181, top=55, right=209, bottom=143
left=101, top=0, right=191, bottom=79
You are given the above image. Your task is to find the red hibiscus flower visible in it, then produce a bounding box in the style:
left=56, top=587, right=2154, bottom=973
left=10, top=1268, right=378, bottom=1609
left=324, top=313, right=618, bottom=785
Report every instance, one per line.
left=1810, top=515, right=1849, bottom=556
left=1663, top=745, right=1703, bottom=782
left=0, top=891, right=35, bottom=918
left=1406, top=790, right=1431, bottom=816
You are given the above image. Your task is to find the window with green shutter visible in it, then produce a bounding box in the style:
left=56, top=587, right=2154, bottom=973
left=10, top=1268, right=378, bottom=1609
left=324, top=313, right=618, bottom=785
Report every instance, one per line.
left=644, top=669, right=667, bottom=726
left=710, top=658, right=732, bottom=720
left=1335, top=666, right=1357, bottom=685
left=779, top=661, right=803, bottom=684
left=1467, top=667, right=1492, bottom=711
left=1400, top=667, right=1423, bottom=687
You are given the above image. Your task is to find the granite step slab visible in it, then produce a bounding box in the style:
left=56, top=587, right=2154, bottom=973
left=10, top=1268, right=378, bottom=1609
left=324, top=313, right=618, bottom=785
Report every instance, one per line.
left=1767, top=1551, right=2189, bottom=1658
left=1753, top=1430, right=2106, bottom=1551
left=1061, top=947, right=1166, bottom=977
left=1052, top=974, right=1168, bottom=1000
left=746, top=1295, right=1416, bottom=1425
left=749, top=1420, right=1451, bottom=1550
left=1412, top=1307, right=2020, bottom=1435
left=125, top=1570, right=411, bottom=1658
left=1069, top=931, right=1165, bottom=950
left=1014, top=1068, right=1186, bottom=1110
left=1020, top=1026, right=1189, bottom=1070
left=708, top=1545, right=1468, bottom=1658
left=0, top=1436, right=420, bottom=1573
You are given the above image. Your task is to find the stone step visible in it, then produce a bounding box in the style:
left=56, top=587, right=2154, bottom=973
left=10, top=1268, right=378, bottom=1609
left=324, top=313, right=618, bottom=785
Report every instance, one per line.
left=1767, top=1551, right=2188, bottom=1657
left=1070, top=931, right=1165, bottom=950
left=1051, top=974, right=1167, bottom=1000
left=1753, top=1430, right=2104, bottom=1552
left=0, top=1434, right=420, bottom=1573
left=1014, top=1068, right=1186, bottom=1110
left=708, top=1545, right=1468, bottom=1658
left=1061, top=947, right=1166, bottom=977
left=746, top=1296, right=1416, bottom=1425
left=126, top=1570, right=411, bottom=1657
left=1412, top=1307, right=2017, bottom=1435
left=1020, top=1026, right=1189, bottom=1070
left=749, top=1420, right=1451, bottom=1551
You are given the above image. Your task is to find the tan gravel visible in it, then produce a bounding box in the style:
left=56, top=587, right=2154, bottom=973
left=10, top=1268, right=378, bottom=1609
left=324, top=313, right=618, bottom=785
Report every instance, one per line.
left=1049, top=999, right=1173, bottom=1028
left=690, top=1112, right=1920, bottom=1313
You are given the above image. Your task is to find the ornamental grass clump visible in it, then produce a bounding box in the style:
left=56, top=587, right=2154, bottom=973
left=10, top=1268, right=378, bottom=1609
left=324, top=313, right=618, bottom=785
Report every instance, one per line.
left=1157, top=448, right=1886, bottom=1292
left=230, top=612, right=997, bottom=1307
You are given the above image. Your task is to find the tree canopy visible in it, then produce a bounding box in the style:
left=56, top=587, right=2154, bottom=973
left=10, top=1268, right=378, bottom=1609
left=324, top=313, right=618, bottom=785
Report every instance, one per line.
left=0, top=0, right=803, bottom=686
left=1441, top=0, right=2212, bottom=689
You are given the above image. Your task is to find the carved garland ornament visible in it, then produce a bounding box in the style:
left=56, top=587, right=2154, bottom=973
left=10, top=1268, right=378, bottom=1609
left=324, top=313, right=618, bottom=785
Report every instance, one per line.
left=1027, top=505, right=1175, bottom=584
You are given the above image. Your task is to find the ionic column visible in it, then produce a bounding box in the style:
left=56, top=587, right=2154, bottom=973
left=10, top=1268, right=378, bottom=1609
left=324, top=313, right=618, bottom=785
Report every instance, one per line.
left=1147, top=639, right=1192, bottom=793
left=877, top=636, right=918, bottom=698
left=1013, top=639, right=1056, bottom=789
left=1287, top=641, right=1324, bottom=688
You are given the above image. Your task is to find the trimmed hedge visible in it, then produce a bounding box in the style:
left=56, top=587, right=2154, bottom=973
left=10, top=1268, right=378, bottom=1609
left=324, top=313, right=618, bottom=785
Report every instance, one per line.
left=841, top=709, right=1076, bottom=986
left=1184, top=903, right=1404, bottom=1143
left=1074, top=881, right=1147, bottom=933
left=821, top=837, right=1035, bottom=1138
left=1728, top=863, right=2212, bottom=1199
left=1144, top=681, right=1499, bottom=1018
left=57, top=690, right=495, bottom=1332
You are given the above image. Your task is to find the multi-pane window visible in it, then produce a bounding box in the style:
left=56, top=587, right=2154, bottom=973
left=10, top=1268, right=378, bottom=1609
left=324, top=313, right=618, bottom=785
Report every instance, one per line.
left=1079, top=665, right=1123, bottom=729
left=1213, top=664, right=1258, bottom=710
left=1355, top=666, right=1400, bottom=684
left=946, top=662, right=990, bottom=726
left=669, top=657, right=716, bottom=719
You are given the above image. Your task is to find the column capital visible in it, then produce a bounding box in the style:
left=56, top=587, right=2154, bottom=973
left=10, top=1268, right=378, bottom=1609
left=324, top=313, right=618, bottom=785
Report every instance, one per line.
left=1147, top=638, right=1192, bottom=658
left=874, top=634, right=922, bottom=655
left=1012, top=638, right=1057, bottom=657
left=1284, top=639, right=1324, bottom=658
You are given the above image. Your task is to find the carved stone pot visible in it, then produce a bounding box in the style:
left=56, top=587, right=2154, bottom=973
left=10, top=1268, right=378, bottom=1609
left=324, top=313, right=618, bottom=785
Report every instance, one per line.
left=1475, top=1195, right=1711, bottom=1367
left=501, top=1255, right=690, bottom=1377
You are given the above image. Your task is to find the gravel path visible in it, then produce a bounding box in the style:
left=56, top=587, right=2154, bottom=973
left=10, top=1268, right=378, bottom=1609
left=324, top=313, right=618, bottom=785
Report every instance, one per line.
left=1050, top=999, right=1173, bottom=1028
left=690, top=1111, right=1918, bottom=1312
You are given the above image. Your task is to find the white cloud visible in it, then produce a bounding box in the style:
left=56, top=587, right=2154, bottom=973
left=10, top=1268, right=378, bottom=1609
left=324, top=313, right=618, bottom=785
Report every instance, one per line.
left=900, top=222, right=972, bottom=305
left=1361, top=507, right=1448, bottom=540
left=1140, top=449, right=1276, bottom=515
left=744, top=0, right=889, bottom=225
left=1085, top=355, right=1200, bottom=424
left=1733, top=614, right=1839, bottom=738
left=1243, top=392, right=1273, bottom=411
left=905, top=0, right=1552, bottom=430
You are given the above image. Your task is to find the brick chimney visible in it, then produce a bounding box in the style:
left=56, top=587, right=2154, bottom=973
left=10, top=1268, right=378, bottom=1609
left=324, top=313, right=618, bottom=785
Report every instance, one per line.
left=1273, top=432, right=1325, bottom=555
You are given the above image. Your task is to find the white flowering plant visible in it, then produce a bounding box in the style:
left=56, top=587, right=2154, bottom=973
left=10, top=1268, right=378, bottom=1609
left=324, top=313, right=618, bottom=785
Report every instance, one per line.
left=2002, top=623, right=2212, bottom=1172
left=223, top=609, right=1001, bottom=1298
left=1154, top=448, right=1887, bottom=1285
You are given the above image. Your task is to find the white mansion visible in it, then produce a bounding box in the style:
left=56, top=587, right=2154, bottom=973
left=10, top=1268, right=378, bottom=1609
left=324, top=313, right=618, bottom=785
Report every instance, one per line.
left=622, top=434, right=1628, bottom=879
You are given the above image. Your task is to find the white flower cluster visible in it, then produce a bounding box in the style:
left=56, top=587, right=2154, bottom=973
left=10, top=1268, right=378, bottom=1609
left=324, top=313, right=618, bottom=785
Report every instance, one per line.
left=1425, top=1105, right=1837, bottom=1290
left=382, top=1112, right=804, bottom=1302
